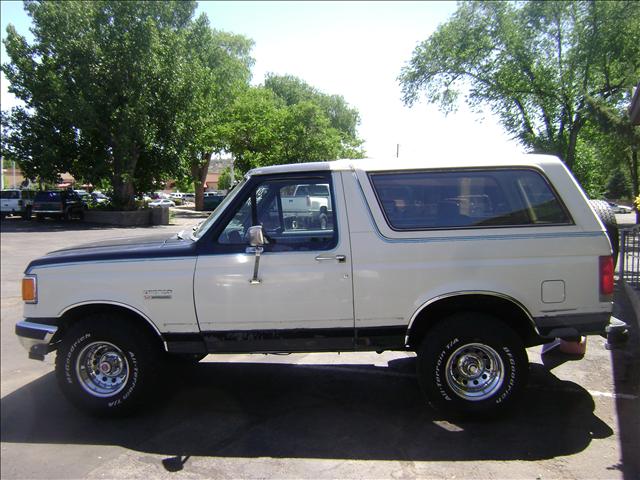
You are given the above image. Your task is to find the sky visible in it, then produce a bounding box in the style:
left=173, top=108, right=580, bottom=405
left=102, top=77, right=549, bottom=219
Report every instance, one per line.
left=0, top=0, right=525, bottom=160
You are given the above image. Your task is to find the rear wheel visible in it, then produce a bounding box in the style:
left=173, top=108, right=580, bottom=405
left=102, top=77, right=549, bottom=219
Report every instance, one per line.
left=417, top=313, right=528, bottom=418
left=55, top=315, right=160, bottom=416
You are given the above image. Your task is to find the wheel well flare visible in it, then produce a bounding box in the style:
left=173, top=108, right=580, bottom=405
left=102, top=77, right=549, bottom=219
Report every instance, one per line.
left=55, top=303, right=165, bottom=351
left=407, top=294, right=540, bottom=349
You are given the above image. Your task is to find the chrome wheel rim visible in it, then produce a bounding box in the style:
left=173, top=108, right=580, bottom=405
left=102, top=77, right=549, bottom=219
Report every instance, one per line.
left=445, top=342, right=504, bottom=401
left=75, top=341, right=129, bottom=397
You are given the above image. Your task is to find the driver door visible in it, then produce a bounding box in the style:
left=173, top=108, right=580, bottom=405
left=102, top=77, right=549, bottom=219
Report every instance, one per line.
left=193, top=172, right=355, bottom=352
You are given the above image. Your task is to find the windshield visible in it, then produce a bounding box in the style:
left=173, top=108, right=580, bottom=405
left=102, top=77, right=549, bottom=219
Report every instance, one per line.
left=192, top=177, right=249, bottom=239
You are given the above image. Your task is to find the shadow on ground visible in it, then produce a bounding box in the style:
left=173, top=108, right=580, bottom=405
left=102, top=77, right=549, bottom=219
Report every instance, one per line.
left=1, top=359, right=613, bottom=463
left=611, top=283, right=640, bottom=480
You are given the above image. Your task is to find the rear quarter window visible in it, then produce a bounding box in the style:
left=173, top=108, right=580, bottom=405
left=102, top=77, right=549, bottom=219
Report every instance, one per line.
left=369, top=169, right=571, bottom=230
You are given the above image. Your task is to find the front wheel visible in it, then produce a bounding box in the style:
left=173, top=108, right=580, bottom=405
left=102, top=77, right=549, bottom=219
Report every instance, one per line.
left=417, top=313, right=528, bottom=418
left=55, top=316, right=160, bottom=416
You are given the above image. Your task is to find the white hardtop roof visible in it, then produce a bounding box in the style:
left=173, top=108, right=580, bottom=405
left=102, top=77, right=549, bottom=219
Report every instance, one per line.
left=247, top=154, right=564, bottom=176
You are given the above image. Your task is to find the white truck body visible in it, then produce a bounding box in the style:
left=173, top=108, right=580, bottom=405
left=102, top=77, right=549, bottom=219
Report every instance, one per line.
left=16, top=154, right=619, bottom=416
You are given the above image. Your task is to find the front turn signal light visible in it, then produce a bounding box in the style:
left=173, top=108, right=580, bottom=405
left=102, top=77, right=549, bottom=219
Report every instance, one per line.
left=22, top=276, right=37, bottom=303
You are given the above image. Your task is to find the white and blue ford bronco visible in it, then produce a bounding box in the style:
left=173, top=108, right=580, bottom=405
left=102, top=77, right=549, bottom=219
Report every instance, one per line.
left=16, top=155, right=624, bottom=417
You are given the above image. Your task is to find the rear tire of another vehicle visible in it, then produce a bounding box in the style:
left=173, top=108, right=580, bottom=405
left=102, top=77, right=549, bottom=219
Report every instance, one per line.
left=589, top=199, right=619, bottom=268
left=55, top=315, right=161, bottom=416
left=417, top=313, right=528, bottom=418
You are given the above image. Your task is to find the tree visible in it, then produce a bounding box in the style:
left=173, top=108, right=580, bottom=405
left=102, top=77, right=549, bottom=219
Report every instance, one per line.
left=177, top=15, right=253, bottom=210
left=222, top=86, right=286, bottom=174
left=399, top=1, right=640, bottom=170
left=223, top=81, right=365, bottom=176
left=265, top=74, right=365, bottom=158
left=585, top=95, right=640, bottom=220
left=2, top=1, right=196, bottom=209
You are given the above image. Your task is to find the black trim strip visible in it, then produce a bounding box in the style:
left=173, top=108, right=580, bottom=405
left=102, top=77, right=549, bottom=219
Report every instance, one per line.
left=164, top=326, right=408, bottom=354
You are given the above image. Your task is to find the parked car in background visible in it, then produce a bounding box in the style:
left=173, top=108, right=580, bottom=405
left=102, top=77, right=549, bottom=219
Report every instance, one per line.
left=606, top=201, right=633, bottom=214
left=149, top=198, right=175, bottom=208
left=32, top=190, right=86, bottom=220
left=1, top=189, right=35, bottom=219
left=90, top=191, right=110, bottom=205
left=183, top=193, right=195, bottom=203
left=203, top=193, right=226, bottom=211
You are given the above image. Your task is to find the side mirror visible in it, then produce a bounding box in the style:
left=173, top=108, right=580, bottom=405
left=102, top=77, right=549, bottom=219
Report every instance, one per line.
left=248, top=225, right=265, bottom=247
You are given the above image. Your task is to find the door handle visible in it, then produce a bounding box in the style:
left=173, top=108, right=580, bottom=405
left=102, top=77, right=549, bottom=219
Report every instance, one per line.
left=315, top=254, right=346, bottom=263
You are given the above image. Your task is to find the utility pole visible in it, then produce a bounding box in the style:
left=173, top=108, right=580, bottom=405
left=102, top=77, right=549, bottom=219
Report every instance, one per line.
left=1, top=155, right=4, bottom=190
left=396, top=144, right=400, bottom=159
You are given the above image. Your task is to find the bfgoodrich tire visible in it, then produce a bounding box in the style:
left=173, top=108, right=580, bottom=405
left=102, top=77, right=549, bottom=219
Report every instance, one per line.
left=417, top=313, right=528, bottom=418
left=55, top=315, right=160, bottom=416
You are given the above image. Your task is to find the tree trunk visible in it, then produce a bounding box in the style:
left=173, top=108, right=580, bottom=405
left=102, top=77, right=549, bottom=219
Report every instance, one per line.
left=112, top=175, right=136, bottom=210
left=191, top=152, right=212, bottom=211
left=564, top=120, right=584, bottom=171
left=111, top=143, right=139, bottom=211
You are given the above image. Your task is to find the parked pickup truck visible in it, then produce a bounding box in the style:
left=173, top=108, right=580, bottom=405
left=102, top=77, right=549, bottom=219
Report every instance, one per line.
left=280, top=183, right=332, bottom=229
left=1, top=189, right=34, bottom=219
left=16, top=155, right=624, bottom=417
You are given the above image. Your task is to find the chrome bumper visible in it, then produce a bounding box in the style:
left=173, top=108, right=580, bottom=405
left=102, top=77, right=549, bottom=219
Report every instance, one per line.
left=15, top=320, right=58, bottom=360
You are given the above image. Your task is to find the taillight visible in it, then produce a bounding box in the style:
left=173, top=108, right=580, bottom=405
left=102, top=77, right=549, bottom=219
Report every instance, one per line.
left=599, top=255, right=614, bottom=299
left=22, top=276, right=37, bottom=304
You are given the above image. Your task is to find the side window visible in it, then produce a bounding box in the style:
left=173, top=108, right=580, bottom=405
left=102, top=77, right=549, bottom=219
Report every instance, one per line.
left=217, top=176, right=337, bottom=252
left=369, top=169, right=571, bottom=230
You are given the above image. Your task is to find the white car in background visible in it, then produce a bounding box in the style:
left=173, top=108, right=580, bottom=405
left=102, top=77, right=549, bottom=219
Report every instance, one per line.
left=606, top=201, right=633, bottom=214
left=148, top=198, right=175, bottom=208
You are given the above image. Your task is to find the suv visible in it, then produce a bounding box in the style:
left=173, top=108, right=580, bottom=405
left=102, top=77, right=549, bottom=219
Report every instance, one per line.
left=203, top=192, right=225, bottom=211
left=32, top=190, right=86, bottom=220
left=1, top=189, right=34, bottom=219
left=15, top=155, right=623, bottom=417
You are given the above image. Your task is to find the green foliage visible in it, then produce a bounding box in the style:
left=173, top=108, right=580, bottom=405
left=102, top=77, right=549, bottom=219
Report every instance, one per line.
left=176, top=14, right=254, bottom=209
left=217, top=166, right=242, bottom=191
left=265, top=74, right=365, bottom=159
left=2, top=1, right=196, bottom=209
left=606, top=169, right=631, bottom=199
left=399, top=1, right=640, bottom=171
left=2, top=2, right=365, bottom=210
left=225, top=76, right=365, bottom=175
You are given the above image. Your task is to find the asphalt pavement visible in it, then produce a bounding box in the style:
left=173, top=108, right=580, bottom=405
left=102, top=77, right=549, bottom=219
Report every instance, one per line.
left=1, top=213, right=638, bottom=479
